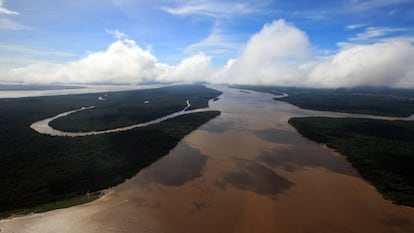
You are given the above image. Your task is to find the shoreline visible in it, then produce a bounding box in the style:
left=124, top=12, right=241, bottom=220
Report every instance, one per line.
left=0, top=192, right=101, bottom=220
left=288, top=117, right=414, bottom=207
left=1, top=85, right=414, bottom=233
left=0, top=110, right=221, bottom=220
left=31, top=100, right=199, bottom=137
left=0, top=85, right=223, bottom=220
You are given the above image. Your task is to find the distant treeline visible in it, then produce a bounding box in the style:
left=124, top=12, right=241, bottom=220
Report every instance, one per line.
left=232, top=85, right=414, bottom=117
left=0, top=85, right=221, bottom=218
left=289, top=117, right=414, bottom=207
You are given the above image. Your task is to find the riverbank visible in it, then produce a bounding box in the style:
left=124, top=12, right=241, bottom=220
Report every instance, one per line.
left=1, top=86, right=413, bottom=233
left=233, top=85, right=414, bottom=207
left=233, top=85, right=414, bottom=117
left=31, top=100, right=212, bottom=137
left=0, top=85, right=221, bottom=218
left=0, top=192, right=100, bottom=219
left=288, top=117, right=414, bottom=207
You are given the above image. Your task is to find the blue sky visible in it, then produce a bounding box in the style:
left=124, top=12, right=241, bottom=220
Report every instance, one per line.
left=1, top=0, right=414, bottom=87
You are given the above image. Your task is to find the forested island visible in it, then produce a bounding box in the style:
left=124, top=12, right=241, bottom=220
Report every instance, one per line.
left=0, top=85, right=221, bottom=218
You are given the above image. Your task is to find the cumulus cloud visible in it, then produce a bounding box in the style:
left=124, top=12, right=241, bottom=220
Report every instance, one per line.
left=1, top=38, right=214, bottom=85
left=2, top=19, right=414, bottom=88
left=3, top=39, right=169, bottom=84
left=212, top=19, right=311, bottom=86
left=212, top=19, right=414, bottom=88
left=167, top=53, right=212, bottom=82
left=308, top=39, right=414, bottom=88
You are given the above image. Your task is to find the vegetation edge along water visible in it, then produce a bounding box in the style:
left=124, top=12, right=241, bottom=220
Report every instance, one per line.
left=231, top=85, right=414, bottom=117
left=288, top=117, right=414, bottom=207
left=232, top=85, right=414, bottom=206
left=50, top=85, right=221, bottom=131
left=0, top=85, right=222, bottom=219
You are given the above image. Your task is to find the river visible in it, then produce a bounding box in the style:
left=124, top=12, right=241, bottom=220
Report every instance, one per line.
left=0, top=85, right=413, bottom=233
left=30, top=100, right=212, bottom=137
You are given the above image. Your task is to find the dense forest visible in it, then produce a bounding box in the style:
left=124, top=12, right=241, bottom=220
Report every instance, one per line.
left=0, top=85, right=221, bottom=218
left=289, top=117, right=414, bottom=207
left=233, top=85, right=414, bottom=117
left=50, top=85, right=222, bottom=131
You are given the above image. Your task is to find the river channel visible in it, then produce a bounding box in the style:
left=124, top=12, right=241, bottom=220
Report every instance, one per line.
left=0, top=85, right=413, bottom=233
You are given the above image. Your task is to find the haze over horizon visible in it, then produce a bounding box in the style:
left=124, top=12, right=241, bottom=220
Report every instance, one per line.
left=1, top=0, right=414, bottom=88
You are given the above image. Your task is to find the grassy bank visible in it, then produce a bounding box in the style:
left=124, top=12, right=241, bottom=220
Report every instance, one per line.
left=289, top=117, right=414, bottom=207
left=0, top=85, right=221, bottom=218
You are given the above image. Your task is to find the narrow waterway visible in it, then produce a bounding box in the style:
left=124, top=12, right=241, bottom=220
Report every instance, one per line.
left=30, top=100, right=211, bottom=137
left=1, top=85, right=413, bottom=233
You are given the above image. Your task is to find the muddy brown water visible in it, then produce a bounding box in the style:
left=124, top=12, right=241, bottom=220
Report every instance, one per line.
left=1, top=85, right=413, bottom=233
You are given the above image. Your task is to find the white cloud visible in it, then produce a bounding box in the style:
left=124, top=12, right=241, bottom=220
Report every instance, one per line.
left=0, top=1, right=30, bottom=31
left=167, top=53, right=212, bottom=82
left=211, top=20, right=414, bottom=88
left=106, top=29, right=128, bottom=40
left=1, top=38, right=214, bottom=85
left=2, top=20, right=414, bottom=88
left=161, top=1, right=256, bottom=18
left=212, top=19, right=311, bottom=86
left=349, top=27, right=408, bottom=41
left=290, top=9, right=331, bottom=21
left=346, top=0, right=411, bottom=12
left=308, top=39, right=414, bottom=88
left=345, top=24, right=366, bottom=30
left=0, top=0, right=19, bottom=15
left=2, top=39, right=169, bottom=84
left=184, top=28, right=243, bottom=57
